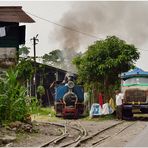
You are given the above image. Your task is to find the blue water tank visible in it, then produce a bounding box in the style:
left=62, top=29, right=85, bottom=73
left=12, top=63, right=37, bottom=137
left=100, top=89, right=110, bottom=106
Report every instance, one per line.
left=55, top=85, right=68, bottom=101
left=55, top=84, right=84, bottom=102
left=73, top=85, right=84, bottom=102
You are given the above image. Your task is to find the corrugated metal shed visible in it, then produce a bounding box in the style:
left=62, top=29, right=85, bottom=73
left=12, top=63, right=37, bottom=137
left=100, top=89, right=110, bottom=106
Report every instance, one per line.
left=0, top=6, right=35, bottom=23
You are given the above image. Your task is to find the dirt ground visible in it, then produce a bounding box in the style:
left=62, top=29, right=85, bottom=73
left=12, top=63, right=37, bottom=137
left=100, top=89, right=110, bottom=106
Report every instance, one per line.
left=0, top=115, right=147, bottom=147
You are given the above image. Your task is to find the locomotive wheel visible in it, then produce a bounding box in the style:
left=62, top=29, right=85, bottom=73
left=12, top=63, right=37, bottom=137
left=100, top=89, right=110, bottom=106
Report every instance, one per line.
left=55, top=102, right=63, bottom=117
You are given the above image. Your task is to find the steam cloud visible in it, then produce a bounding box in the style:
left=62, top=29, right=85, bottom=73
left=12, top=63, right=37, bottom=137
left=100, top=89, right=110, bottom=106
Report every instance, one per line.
left=53, top=1, right=148, bottom=71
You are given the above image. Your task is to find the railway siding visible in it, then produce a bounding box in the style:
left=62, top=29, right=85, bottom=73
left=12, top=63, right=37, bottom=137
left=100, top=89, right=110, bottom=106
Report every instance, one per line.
left=9, top=119, right=147, bottom=147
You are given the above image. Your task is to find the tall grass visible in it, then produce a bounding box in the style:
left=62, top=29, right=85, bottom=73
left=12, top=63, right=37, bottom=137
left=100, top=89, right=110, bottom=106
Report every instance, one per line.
left=0, top=68, right=56, bottom=124
left=0, top=69, right=29, bottom=123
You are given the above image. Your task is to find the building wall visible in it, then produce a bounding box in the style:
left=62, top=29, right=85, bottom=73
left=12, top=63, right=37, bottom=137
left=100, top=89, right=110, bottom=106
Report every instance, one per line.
left=0, top=22, right=25, bottom=68
left=29, top=62, right=67, bottom=106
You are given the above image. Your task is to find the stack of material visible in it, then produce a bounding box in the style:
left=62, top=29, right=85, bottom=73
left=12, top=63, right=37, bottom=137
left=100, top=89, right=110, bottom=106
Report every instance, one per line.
left=89, top=103, right=114, bottom=118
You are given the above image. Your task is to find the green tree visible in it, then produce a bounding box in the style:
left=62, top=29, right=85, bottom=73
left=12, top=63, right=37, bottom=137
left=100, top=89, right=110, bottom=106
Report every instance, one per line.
left=42, top=49, right=64, bottom=65
left=16, top=59, right=34, bottom=84
left=73, top=36, right=140, bottom=99
left=19, top=45, right=30, bottom=58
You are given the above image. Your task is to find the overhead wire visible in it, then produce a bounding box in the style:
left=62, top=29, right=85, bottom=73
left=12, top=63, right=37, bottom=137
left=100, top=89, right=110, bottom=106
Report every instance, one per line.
left=26, top=11, right=100, bottom=39
left=26, top=11, right=148, bottom=52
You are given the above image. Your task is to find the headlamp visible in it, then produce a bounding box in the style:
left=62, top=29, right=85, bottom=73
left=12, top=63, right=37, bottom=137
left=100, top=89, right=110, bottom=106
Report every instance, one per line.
left=68, top=81, right=75, bottom=88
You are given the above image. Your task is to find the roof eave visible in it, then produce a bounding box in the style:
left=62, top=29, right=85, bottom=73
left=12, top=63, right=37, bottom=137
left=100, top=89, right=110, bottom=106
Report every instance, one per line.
left=0, top=6, right=35, bottom=23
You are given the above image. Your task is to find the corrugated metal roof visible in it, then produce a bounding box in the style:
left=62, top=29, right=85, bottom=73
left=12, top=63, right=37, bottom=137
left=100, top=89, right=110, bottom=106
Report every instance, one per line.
left=121, top=67, right=148, bottom=79
left=0, top=6, right=35, bottom=23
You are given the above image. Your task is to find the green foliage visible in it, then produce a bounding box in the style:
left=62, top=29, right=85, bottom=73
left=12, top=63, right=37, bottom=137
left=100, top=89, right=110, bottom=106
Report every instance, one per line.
left=26, top=96, right=40, bottom=114
left=18, top=45, right=34, bottom=84
left=19, top=45, right=30, bottom=56
left=73, top=36, right=140, bottom=98
left=16, top=59, right=34, bottom=82
left=37, top=85, right=45, bottom=106
left=42, top=49, right=64, bottom=65
left=0, top=69, right=29, bottom=122
left=26, top=96, right=56, bottom=117
left=37, top=85, right=45, bottom=96
left=33, top=107, right=56, bottom=116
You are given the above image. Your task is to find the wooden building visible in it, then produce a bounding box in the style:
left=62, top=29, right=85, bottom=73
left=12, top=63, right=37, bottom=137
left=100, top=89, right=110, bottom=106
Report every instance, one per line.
left=0, top=6, right=34, bottom=68
left=0, top=6, right=72, bottom=107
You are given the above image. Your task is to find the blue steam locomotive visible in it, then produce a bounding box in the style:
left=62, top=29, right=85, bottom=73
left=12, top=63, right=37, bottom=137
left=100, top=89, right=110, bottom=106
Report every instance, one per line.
left=54, top=73, right=84, bottom=118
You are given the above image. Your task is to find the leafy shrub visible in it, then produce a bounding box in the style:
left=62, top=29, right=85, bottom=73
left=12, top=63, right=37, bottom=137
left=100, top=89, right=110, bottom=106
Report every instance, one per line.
left=37, top=85, right=45, bottom=106
left=26, top=96, right=40, bottom=114
left=16, top=59, right=34, bottom=82
left=37, top=85, right=45, bottom=96
left=0, top=69, right=29, bottom=123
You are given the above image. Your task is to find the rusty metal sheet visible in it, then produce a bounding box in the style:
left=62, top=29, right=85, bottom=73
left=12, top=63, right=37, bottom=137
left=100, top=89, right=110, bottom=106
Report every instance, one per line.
left=0, top=6, right=35, bottom=23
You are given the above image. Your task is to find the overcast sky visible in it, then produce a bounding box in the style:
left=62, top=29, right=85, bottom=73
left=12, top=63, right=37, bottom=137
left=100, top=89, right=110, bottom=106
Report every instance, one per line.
left=1, top=1, right=148, bottom=71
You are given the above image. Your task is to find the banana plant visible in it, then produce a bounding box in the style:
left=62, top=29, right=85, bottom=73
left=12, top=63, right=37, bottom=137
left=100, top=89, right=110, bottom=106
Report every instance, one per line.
left=0, top=68, right=29, bottom=122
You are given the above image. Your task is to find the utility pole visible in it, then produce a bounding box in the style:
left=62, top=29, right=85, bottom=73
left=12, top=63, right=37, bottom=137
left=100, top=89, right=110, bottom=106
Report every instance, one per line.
left=31, top=34, right=39, bottom=97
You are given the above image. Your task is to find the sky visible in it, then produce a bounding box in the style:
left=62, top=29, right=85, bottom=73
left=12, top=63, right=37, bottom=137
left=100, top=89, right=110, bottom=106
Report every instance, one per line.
left=1, top=1, right=148, bottom=71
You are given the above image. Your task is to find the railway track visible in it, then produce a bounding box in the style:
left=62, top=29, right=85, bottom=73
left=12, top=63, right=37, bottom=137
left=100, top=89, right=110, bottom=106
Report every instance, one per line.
left=91, top=121, right=136, bottom=147
left=39, top=120, right=86, bottom=147
left=79, top=121, right=136, bottom=147
left=38, top=120, right=136, bottom=147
